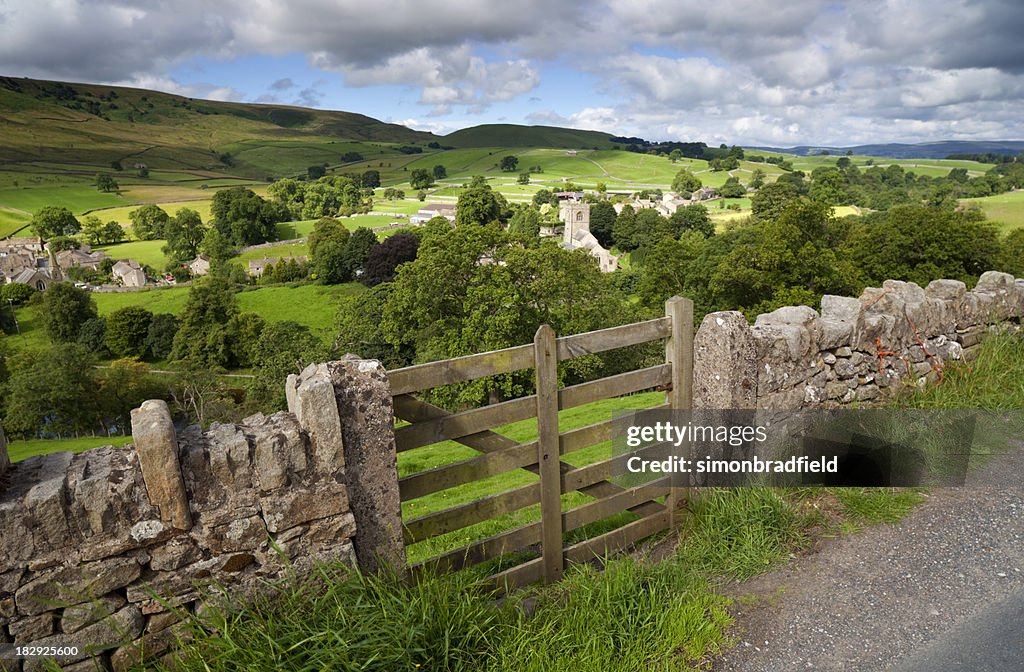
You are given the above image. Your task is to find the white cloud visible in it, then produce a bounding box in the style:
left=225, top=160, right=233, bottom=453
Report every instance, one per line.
left=1, top=0, right=1024, bottom=143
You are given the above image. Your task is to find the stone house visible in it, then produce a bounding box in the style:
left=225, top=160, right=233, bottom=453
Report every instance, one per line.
left=112, top=260, right=146, bottom=287
left=54, top=245, right=107, bottom=272
left=188, top=254, right=211, bottom=277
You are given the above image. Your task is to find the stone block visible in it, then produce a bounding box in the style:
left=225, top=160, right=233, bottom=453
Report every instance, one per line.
left=110, top=623, right=191, bottom=672
left=327, top=357, right=405, bottom=573
left=206, top=423, right=253, bottom=492
left=260, top=483, right=348, bottom=533
left=693, top=311, right=758, bottom=409
left=9, top=613, right=55, bottom=641
left=22, top=606, right=143, bottom=671
left=130, top=400, right=192, bottom=531
left=15, top=558, right=140, bottom=616
left=289, top=366, right=346, bottom=476
left=61, top=595, right=127, bottom=634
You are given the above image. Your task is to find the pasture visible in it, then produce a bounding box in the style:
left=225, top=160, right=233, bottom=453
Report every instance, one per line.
left=962, top=190, right=1024, bottom=232
left=95, top=239, right=169, bottom=267
left=0, top=185, right=130, bottom=214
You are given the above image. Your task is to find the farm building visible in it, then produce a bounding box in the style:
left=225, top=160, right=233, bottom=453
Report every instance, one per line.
left=410, top=203, right=456, bottom=225
left=112, top=260, right=147, bottom=287
left=53, top=245, right=107, bottom=271
left=188, top=254, right=211, bottom=277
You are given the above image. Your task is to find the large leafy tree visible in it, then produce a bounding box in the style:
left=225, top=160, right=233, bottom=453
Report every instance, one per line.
left=212, top=187, right=286, bottom=246
left=105, top=305, right=154, bottom=358
left=129, top=204, right=170, bottom=240
left=456, top=180, right=504, bottom=227
left=162, top=208, right=207, bottom=262
left=31, top=206, right=80, bottom=241
left=588, top=200, right=617, bottom=248
left=41, top=282, right=98, bottom=343
left=3, top=345, right=100, bottom=437
left=170, top=274, right=240, bottom=367
left=671, top=169, right=702, bottom=197
left=361, top=233, right=419, bottom=287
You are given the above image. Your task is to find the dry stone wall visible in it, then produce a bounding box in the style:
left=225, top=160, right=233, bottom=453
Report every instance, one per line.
left=0, top=357, right=405, bottom=672
left=694, top=271, right=1024, bottom=409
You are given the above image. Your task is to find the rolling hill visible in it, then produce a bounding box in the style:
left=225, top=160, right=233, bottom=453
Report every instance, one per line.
left=443, top=124, right=617, bottom=149
left=752, top=140, right=1024, bottom=159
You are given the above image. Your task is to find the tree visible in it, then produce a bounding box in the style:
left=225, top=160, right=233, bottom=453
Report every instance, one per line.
left=145, top=313, right=179, bottom=360
left=31, top=206, right=80, bottom=241
left=499, top=155, right=519, bottom=172
left=211, top=187, right=286, bottom=246
left=671, top=170, right=702, bottom=198
left=517, top=172, right=530, bottom=185
left=750, top=168, right=766, bottom=190
left=162, top=208, right=207, bottom=262
left=0, top=282, right=36, bottom=305
left=77, top=317, right=109, bottom=355
left=456, top=182, right=503, bottom=227
left=669, top=149, right=683, bottom=163
left=507, top=207, right=541, bottom=244
left=638, top=233, right=706, bottom=308
left=361, top=170, right=381, bottom=188
left=249, top=321, right=324, bottom=409
left=41, top=282, right=98, bottom=343
left=342, top=227, right=379, bottom=278
left=3, top=345, right=100, bottom=437
left=102, top=220, right=125, bottom=245
left=361, top=233, right=420, bottom=286
left=129, top=204, right=171, bottom=241
left=589, top=200, right=617, bottom=248
left=95, top=173, right=118, bottom=192
left=720, top=176, right=746, bottom=198
left=307, top=165, right=327, bottom=180
left=631, top=208, right=674, bottom=251
left=533, top=189, right=553, bottom=207
left=137, top=166, right=149, bottom=178
left=170, top=274, right=239, bottom=367
left=105, top=305, right=154, bottom=358
left=670, top=204, right=714, bottom=237
left=432, top=165, right=447, bottom=180
left=751, top=182, right=800, bottom=221
left=47, top=236, right=80, bottom=252
left=410, top=169, right=434, bottom=190
left=200, top=226, right=235, bottom=262
left=612, top=205, right=639, bottom=251
left=383, top=187, right=405, bottom=200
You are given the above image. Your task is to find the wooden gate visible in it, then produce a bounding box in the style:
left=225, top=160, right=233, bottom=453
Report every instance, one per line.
left=388, top=297, right=693, bottom=588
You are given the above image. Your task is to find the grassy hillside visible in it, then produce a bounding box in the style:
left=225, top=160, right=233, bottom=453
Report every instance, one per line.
left=443, top=124, right=617, bottom=149
left=0, top=76, right=436, bottom=178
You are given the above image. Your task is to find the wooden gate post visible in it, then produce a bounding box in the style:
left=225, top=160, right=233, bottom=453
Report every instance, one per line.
left=664, top=297, right=694, bottom=521
left=534, top=324, right=564, bottom=583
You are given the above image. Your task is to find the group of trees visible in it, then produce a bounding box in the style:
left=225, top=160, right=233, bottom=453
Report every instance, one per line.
left=268, top=175, right=365, bottom=221
left=635, top=195, right=1014, bottom=318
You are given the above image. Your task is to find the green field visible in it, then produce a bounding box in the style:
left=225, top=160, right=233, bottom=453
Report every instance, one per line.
left=962, top=190, right=1024, bottom=232
left=236, top=242, right=309, bottom=264
left=0, top=185, right=130, bottom=214
left=95, top=239, right=169, bottom=267
left=0, top=207, right=31, bottom=236
left=6, top=435, right=134, bottom=463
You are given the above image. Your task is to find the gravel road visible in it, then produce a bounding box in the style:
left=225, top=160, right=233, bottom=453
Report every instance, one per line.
left=711, top=445, right=1024, bottom=671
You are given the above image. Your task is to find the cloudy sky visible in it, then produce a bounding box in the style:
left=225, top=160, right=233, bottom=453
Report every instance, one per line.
left=2, top=0, right=1023, bottom=145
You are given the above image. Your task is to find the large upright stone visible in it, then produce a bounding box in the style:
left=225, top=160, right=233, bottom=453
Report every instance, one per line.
left=328, top=357, right=404, bottom=573
left=693, top=311, right=757, bottom=409
left=130, top=400, right=192, bottom=531
left=288, top=365, right=346, bottom=476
